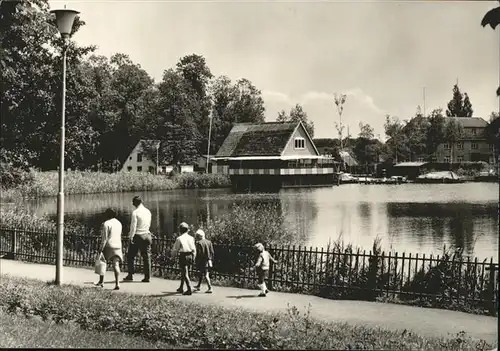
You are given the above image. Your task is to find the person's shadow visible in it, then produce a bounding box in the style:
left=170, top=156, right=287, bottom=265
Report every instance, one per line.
left=150, top=292, right=183, bottom=298
left=226, top=294, right=259, bottom=299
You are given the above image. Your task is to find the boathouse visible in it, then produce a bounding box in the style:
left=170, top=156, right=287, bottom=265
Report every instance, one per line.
left=212, top=121, right=337, bottom=192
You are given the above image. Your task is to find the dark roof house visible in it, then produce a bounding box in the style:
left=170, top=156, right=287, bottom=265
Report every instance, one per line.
left=215, top=121, right=320, bottom=159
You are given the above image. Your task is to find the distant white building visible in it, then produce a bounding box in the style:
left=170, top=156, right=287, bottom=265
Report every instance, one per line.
left=120, top=140, right=194, bottom=174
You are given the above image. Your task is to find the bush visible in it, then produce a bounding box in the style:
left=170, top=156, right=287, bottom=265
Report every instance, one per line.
left=205, top=200, right=304, bottom=247
left=0, top=171, right=230, bottom=200
left=0, top=164, right=35, bottom=190
left=0, top=276, right=494, bottom=350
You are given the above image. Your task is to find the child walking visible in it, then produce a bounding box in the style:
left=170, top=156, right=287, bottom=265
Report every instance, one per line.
left=254, top=243, right=277, bottom=297
left=194, top=229, right=214, bottom=294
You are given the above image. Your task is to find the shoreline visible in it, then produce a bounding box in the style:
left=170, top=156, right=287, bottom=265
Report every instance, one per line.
left=2, top=176, right=497, bottom=202
left=0, top=171, right=231, bottom=201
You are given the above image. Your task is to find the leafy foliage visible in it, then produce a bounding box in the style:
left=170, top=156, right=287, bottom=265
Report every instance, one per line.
left=1, top=1, right=267, bottom=173
left=446, top=84, right=474, bottom=117
left=481, top=1, right=500, bottom=97
left=333, top=93, right=347, bottom=149
left=0, top=276, right=494, bottom=350
left=358, top=122, right=374, bottom=139
left=277, top=104, right=315, bottom=137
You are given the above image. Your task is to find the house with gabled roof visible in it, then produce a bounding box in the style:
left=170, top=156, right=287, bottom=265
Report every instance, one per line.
left=212, top=121, right=338, bottom=192
left=120, top=140, right=194, bottom=174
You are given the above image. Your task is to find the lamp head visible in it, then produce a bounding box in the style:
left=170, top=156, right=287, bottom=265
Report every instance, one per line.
left=50, top=8, right=80, bottom=39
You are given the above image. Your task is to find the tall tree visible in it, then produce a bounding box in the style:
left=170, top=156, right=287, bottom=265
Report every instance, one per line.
left=176, top=54, right=213, bottom=100
left=354, top=121, right=382, bottom=166
left=276, top=104, right=315, bottom=137
left=490, top=111, right=500, bottom=122
left=485, top=111, right=500, bottom=163
left=358, top=122, right=374, bottom=139
left=0, top=0, right=95, bottom=170
left=403, top=113, right=429, bottom=161
left=353, top=138, right=384, bottom=166
left=232, top=78, right=266, bottom=123
left=425, top=108, right=447, bottom=159
left=98, top=54, right=154, bottom=170
left=207, top=76, right=240, bottom=155
left=446, top=84, right=474, bottom=117
left=444, top=118, right=464, bottom=163
left=384, top=115, right=405, bottom=163
left=151, top=69, right=201, bottom=165
left=462, top=93, right=474, bottom=117
left=176, top=54, right=213, bottom=155
left=333, top=93, right=347, bottom=150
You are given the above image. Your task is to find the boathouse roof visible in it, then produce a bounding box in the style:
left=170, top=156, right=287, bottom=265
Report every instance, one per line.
left=215, top=121, right=317, bottom=158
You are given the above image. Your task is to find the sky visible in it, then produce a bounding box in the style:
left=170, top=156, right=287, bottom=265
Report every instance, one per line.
left=49, top=0, right=500, bottom=140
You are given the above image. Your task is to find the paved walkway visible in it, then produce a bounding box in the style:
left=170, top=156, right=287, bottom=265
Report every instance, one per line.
left=0, top=259, right=497, bottom=344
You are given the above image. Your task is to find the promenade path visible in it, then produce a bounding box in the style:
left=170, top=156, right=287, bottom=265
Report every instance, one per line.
left=1, top=259, right=497, bottom=344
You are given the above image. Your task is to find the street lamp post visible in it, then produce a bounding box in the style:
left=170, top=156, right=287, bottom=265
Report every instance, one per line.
left=206, top=109, right=213, bottom=174
left=50, top=7, right=80, bottom=286
left=156, top=142, right=159, bottom=175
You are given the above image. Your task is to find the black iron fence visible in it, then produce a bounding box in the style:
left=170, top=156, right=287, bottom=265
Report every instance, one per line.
left=0, top=227, right=497, bottom=315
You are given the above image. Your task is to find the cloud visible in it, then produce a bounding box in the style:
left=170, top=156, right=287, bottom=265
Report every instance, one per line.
left=344, top=88, right=386, bottom=115
left=262, top=90, right=292, bottom=104
left=300, top=89, right=385, bottom=116
left=302, top=91, right=332, bottom=102
left=261, top=88, right=387, bottom=139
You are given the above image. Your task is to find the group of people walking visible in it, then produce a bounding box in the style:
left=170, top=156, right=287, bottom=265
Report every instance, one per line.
left=96, top=195, right=276, bottom=297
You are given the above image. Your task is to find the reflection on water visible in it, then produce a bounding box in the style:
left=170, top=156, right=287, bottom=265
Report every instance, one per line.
left=23, top=183, right=498, bottom=260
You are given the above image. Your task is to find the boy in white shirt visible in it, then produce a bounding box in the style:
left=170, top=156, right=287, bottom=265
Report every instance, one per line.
left=254, top=243, right=277, bottom=297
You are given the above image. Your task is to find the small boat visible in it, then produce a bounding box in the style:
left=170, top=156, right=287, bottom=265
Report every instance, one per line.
left=474, top=170, right=498, bottom=183
left=415, top=171, right=465, bottom=184
left=387, top=176, right=408, bottom=184
left=338, top=172, right=358, bottom=184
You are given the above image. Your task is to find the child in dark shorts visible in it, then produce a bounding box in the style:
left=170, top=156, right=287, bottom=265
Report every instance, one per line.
left=194, top=229, right=214, bottom=293
left=254, top=242, right=277, bottom=297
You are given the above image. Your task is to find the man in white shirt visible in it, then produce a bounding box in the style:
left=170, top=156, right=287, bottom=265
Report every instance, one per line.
left=124, top=196, right=152, bottom=282
left=171, top=222, right=196, bottom=295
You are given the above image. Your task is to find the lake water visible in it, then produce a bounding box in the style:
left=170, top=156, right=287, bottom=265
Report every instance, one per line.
left=22, top=183, right=498, bottom=260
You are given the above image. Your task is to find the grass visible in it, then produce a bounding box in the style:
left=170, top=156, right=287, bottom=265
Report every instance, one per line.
left=0, top=275, right=495, bottom=350
left=0, top=170, right=230, bottom=200
left=0, top=311, right=175, bottom=349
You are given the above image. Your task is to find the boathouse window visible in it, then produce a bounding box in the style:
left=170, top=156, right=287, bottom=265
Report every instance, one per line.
left=471, top=142, right=478, bottom=150
left=294, top=137, right=305, bottom=149
left=443, top=156, right=450, bottom=163
left=137, top=153, right=143, bottom=162
left=457, top=142, right=464, bottom=150
left=443, top=143, right=450, bottom=149
left=127, top=166, right=132, bottom=171
left=457, top=155, right=464, bottom=162
left=137, top=166, right=142, bottom=172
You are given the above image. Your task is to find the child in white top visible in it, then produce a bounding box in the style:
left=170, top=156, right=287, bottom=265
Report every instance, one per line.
left=254, top=243, right=277, bottom=297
